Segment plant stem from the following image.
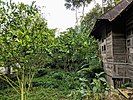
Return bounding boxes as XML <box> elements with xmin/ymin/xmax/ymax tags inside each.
<box><xmin>21</xmin><ymin>82</ymin><xmax>24</xmax><ymax>100</ymax></box>
<box><xmin>21</xmin><ymin>67</ymin><xmax>25</xmax><ymax>100</ymax></box>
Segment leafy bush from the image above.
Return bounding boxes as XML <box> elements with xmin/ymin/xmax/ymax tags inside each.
<box><xmin>0</xmin><ymin>1</ymin><xmax>56</xmax><ymax>99</ymax></box>
<box><xmin>0</xmin><ymin>69</ymin><xmax>81</xmax><ymax>99</ymax></box>
<box><xmin>0</xmin><ymin>0</ymin><xmax>106</xmax><ymax>100</ymax></box>
<box><xmin>32</xmin><ymin>81</ymin><xmax>59</xmax><ymax>88</ymax></box>
<box><xmin>0</xmin><ymin>80</ymin><xmax>10</xmax><ymax>89</ymax></box>
<box><xmin>69</xmin><ymin>71</ymin><xmax>110</xmax><ymax>100</ymax></box>
<box><xmin>48</xmin><ymin>26</ymin><xmax>100</xmax><ymax>72</ymax></box>
<box><xmin>52</xmin><ymin>72</ymin><xmax>65</xmax><ymax>80</ymax></box>
<box><xmin>121</xmin><ymin>82</ymin><xmax>133</xmax><ymax>88</ymax></box>
<box><xmin>35</xmin><ymin>69</ymin><xmax>48</xmax><ymax>78</ymax></box>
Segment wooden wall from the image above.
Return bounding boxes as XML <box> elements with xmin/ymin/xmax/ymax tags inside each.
<box><xmin>106</xmin><ymin>32</ymin><xmax>113</xmax><ymax>62</ymax></box>
<box><xmin>125</xmin><ymin>5</ymin><xmax>133</xmax><ymax>80</ymax></box>
<box><xmin>112</xmin><ymin>18</ymin><xmax>126</xmax><ymax>63</ymax></box>
<box><xmin>126</xmin><ymin>6</ymin><xmax>133</xmax><ymax>64</ymax></box>
<box><xmin>100</xmin><ymin>24</ymin><xmax>113</xmax><ymax>63</ymax></box>
<box><xmin>100</xmin><ymin>14</ymin><xmax>132</xmax><ymax>86</ymax></box>
<box><xmin>99</xmin><ymin>24</ymin><xmax>115</xmax><ymax>86</ymax></box>
<box><xmin>98</xmin><ymin>5</ymin><xmax>133</xmax><ymax>86</ymax></box>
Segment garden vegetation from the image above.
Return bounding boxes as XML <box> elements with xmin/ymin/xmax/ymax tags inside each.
<box><xmin>0</xmin><ymin>0</ymin><xmax>124</xmax><ymax>100</ymax></box>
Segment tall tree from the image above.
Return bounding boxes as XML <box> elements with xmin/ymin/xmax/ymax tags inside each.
<box><xmin>0</xmin><ymin>1</ymin><xmax>55</xmax><ymax>99</ymax></box>
<box><xmin>81</xmin><ymin>4</ymin><xmax>102</xmax><ymax>33</ymax></box>
<box><xmin>102</xmin><ymin>0</ymin><xmax>121</xmax><ymax>12</ymax></box>
<box><xmin>64</xmin><ymin>0</ymin><xmax>93</xmax><ymax>23</ymax></box>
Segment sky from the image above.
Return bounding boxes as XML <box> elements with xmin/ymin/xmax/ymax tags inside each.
<box><xmin>11</xmin><ymin>0</ymin><xmax>101</xmax><ymax>31</ymax></box>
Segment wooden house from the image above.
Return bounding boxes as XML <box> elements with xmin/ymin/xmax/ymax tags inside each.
<box><xmin>91</xmin><ymin>0</ymin><xmax>133</xmax><ymax>87</ymax></box>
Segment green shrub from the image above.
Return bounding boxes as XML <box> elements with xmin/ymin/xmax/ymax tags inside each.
<box><xmin>52</xmin><ymin>72</ymin><xmax>65</xmax><ymax>80</ymax></box>
<box><xmin>35</xmin><ymin>69</ymin><xmax>48</xmax><ymax>78</ymax></box>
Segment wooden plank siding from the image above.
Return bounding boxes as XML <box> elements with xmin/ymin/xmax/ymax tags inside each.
<box><xmin>91</xmin><ymin>0</ymin><xmax>133</xmax><ymax>87</ymax></box>
<box><xmin>125</xmin><ymin>6</ymin><xmax>133</xmax><ymax>80</ymax></box>
<box><xmin>106</xmin><ymin>32</ymin><xmax>113</xmax><ymax>60</ymax></box>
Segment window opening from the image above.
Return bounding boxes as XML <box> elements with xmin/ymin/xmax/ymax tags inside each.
<box><xmin>127</xmin><ymin>39</ymin><xmax>131</xmax><ymax>46</ymax></box>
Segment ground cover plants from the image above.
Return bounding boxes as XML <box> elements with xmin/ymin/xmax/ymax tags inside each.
<box><xmin>0</xmin><ymin>0</ymin><xmax>126</xmax><ymax>100</ymax></box>
<box><xmin>0</xmin><ymin>68</ymin><xmax>80</xmax><ymax>100</ymax></box>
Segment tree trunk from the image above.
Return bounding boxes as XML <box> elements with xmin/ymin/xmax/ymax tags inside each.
<box><xmin>21</xmin><ymin>83</ymin><xmax>24</xmax><ymax>100</ymax></box>
<box><xmin>75</xmin><ymin>9</ymin><xmax>78</xmax><ymax>24</ymax></box>
<box><xmin>82</xmin><ymin>4</ymin><xmax>85</xmax><ymax>18</ymax></box>
<box><xmin>21</xmin><ymin>68</ymin><xmax>25</xmax><ymax>100</ymax></box>
<box><xmin>93</xmin><ymin>0</ymin><xmax>96</xmax><ymax>5</ymax></box>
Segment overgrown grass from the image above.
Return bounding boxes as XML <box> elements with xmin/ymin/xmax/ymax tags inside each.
<box><xmin>0</xmin><ymin>68</ymin><xmax>80</xmax><ymax>100</ymax></box>
<box><xmin>0</xmin><ymin>68</ymin><xmax>128</xmax><ymax>100</ymax></box>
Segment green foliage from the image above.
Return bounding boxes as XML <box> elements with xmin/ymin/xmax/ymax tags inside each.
<box><xmin>0</xmin><ymin>0</ymin><xmax>55</xmax><ymax>69</ymax></box>
<box><xmin>0</xmin><ymin>0</ymin><xmax>55</xmax><ymax>99</ymax></box>
<box><xmin>91</xmin><ymin>72</ymin><xmax>109</xmax><ymax>93</ymax></box>
<box><xmin>64</xmin><ymin>0</ymin><xmax>93</xmax><ymax>22</ymax></box>
<box><xmin>0</xmin><ymin>0</ymin><xmax>101</xmax><ymax>75</ymax></box>
<box><xmin>121</xmin><ymin>82</ymin><xmax>133</xmax><ymax>88</ymax></box>
<box><xmin>48</xmin><ymin>26</ymin><xmax>101</xmax><ymax>71</ymax></box>
<box><xmin>114</xmin><ymin>0</ymin><xmax>121</xmax><ymax>4</ymax></box>
<box><xmin>64</xmin><ymin>0</ymin><xmax>93</xmax><ymax>10</ymax></box>
<box><xmin>71</xmin><ymin>72</ymin><xmax>110</xmax><ymax>100</ymax></box>
<box><xmin>81</xmin><ymin>4</ymin><xmax>102</xmax><ymax>33</ymax></box>
<box><xmin>35</xmin><ymin>69</ymin><xmax>48</xmax><ymax>78</ymax></box>
<box><xmin>0</xmin><ymin>69</ymin><xmax>80</xmax><ymax>100</ymax></box>
<box><xmin>0</xmin><ymin>0</ymin><xmax>109</xmax><ymax>99</ymax></box>
<box><xmin>103</xmin><ymin>0</ymin><xmax>121</xmax><ymax>12</ymax></box>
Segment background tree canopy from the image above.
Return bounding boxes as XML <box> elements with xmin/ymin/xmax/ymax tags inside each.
<box><xmin>0</xmin><ymin>0</ymin><xmax>111</xmax><ymax>100</ymax></box>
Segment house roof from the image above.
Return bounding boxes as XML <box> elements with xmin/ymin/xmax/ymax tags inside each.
<box><xmin>101</xmin><ymin>0</ymin><xmax>133</xmax><ymax>21</ymax></box>
<box><xmin>91</xmin><ymin>0</ymin><xmax>133</xmax><ymax>38</ymax></box>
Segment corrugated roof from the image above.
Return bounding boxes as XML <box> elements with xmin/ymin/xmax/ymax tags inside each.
<box><xmin>101</xmin><ymin>0</ymin><xmax>133</xmax><ymax>21</ymax></box>
<box><xmin>91</xmin><ymin>0</ymin><xmax>133</xmax><ymax>37</ymax></box>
